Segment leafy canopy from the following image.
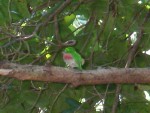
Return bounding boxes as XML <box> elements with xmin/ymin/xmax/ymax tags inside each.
<box><xmin>0</xmin><ymin>0</ymin><xmax>150</xmax><ymax>113</ymax></box>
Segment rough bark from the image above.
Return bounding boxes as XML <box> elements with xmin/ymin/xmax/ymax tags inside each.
<box><xmin>0</xmin><ymin>62</ymin><xmax>150</xmax><ymax>86</ymax></box>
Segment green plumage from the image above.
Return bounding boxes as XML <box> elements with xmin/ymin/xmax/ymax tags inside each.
<box><xmin>65</xmin><ymin>47</ymin><xmax>84</xmax><ymax>70</ymax></box>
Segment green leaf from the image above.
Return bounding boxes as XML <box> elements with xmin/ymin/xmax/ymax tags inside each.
<box><xmin>65</xmin><ymin>98</ymin><xmax>81</xmax><ymax>108</ymax></box>
<box><xmin>0</xmin><ymin>12</ymin><xmax>6</xmax><ymax>25</ymax></box>
<box><xmin>63</xmin><ymin>14</ymin><xmax>76</xmax><ymax>26</ymax></box>
<box><xmin>16</xmin><ymin>0</ymin><xmax>30</xmax><ymax>18</ymax></box>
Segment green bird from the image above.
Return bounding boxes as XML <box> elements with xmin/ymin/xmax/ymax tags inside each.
<box><xmin>62</xmin><ymin>47</ymin><xmax>84</xmax><ymax>70</ymax></box>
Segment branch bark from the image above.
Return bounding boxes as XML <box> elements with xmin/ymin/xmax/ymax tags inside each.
<box><xmin>0</xmin><ymin>62</ymin><xmax>150</xmax><ymax>87</ymax></box>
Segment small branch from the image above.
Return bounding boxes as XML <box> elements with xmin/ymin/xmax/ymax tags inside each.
<box><xmin>54</xmin><ymin>16</ymin><xmax>62</xmax><ymax>45</ymax></box>
<box><xmin>29</xmin><ymin>89</ymin><xmax>43</xmax><ymax>113</ymax></box>
<box><xmin>62</xmin><ymin>40</ymin><xmax>76</xmax><ymax>46</ymax></box>
<box><xmin>1</xmin><ymin>23</ymin><xmax>42</xmax><ymax>48</ymax></box>
<box><xmin>111</xmin><ymin>84</ymin><xmax>121</xmax><ymax>113</ymax></box>
<box><xmin>33</xmin><ymin>1</ymin><xmax>59</xmax><ymax>13</ymax></box>
<box><xmin>50</xmin><ymin>84</ymin><xmax>68</xmax><ymax>112</ymax></box>
<box><xmin>44</xmin><ymin>0</ymin><xmax>72</xmax><ymax>26</ymax></box>
<box><xmin>1</xmin><ymin>0</ymin><xmax>72</xmax><ymax>48</ymax></box>
<box><xmin>126</xmin><ymin>10</ymin><xmax>150</xmax><ymax>67</ymax></box>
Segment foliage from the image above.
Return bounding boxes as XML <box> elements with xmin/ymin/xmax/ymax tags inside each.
<box><xmin>0</xmin><ymin>0</ymin><xmax>150</xmax><ymax>112</ymax></box>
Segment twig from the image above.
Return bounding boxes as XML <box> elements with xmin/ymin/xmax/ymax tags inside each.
<box><xmin>125</xmin><ymin>11</ymin><xmax>150</xmax><ymax>67</ymax></box>
<box><xmin>33</xmin><ymin>0</ymin><xmax>60</xmax><ymax>13</ymax></box>
<box><xmin>54</xmin><ymin>16</ymin><xmax>62</xmax><ymax>45</ymax></box>
<box><xmin>1</xmin><ymin>23</ymin><xmax>42</xmax><ymax>48</ymax></box>
<box><xmin>43</xmin><ymin>0</ymin><xmax>72</xmax><ymax>26</ymax></box>
<box><xmin>8</xmin><ymin>0</ymin><xmax>12</xmax><ymax>24</ymax></box>
<box><xmin>93</xmin><ymin>86</ymin><xmax>103</xmax><ymax>99</ymax></box>
<box><xmin>114</xmin><ymin>0</ymin><xmax>150</xmax><ymax>39</ymax></box>
<box><xmin>50</xmin><ymin>84</ymin><xmax>68</xmax><ymax>112</ymax></box>
<box><xmin>1</xmin><ymin>0</ymin><xmax>72</xmax><ymax>48</ymax></box>
<box><xmin>29</xmin><ymin>89</ymin><xmax>43</xmax><ymax>113</ymax></box>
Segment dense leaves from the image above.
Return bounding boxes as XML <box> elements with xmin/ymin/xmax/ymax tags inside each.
<box><xmin>0</xmin><ymin>0</ymin><xmax>150</xmax><ymax>113</ymax></box>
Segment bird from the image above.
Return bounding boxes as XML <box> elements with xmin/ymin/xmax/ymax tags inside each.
<box><xmin>62</xmin><ymin>47</ymin><xmax>84</xmax><ymax>70</ymax></box>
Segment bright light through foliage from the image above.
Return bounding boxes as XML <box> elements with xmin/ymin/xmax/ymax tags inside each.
<box><xmin>143</xmin><ymin>49</ymin><xmax>150</xmax><ymax>55</ymax></box>
<box><xmin>144</xmin><ymin>91</ymin><xmax>150</xmax><ymax>101</ymax></box>
<box><xmin>73</xmin><ymin>15</ymin><xmax>87</xmax><ymax>28</ymax></box>
<box><xmin>98</xmin><ymin>19</ymin><xmax>103</xmax><ymax>25</ymax></box>
<box><xmin>145</xmin><ymin>5</ymin><xmax>150</xmax><ymax>9</ymax></box>
<box><xmin>79</xmin><ymin>98</ymin><xmax>86</xmax><ymax>103</ymax></box>
<box><xmin>138</xmin><ymin>0</ymin><xmax>142</xmax><ymax>4</ymax></box>
<box><xmin>130</xmin><ymin>32</ymin><xmax>137</xmax><ymax>45</ymax></box>
<box><xmin>46</xmin><ymin>54</ymin><xmax>51</xmax><ymax>59</ymax></box>
<box><xmin>95</xmin><ymin>100</ymin><xmax>104</xmax><ymax>111</ymax></box>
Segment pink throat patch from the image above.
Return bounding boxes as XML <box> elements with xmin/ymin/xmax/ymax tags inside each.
<box><xmin>63</xmin><ymin>53</ymin><xmax>73</xmax><ymax>60</ymax></box>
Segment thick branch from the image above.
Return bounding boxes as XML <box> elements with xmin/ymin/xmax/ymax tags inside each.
<box><xmin>0</xmin><ymin>63</ymin><xmax>150</xmax><ymax>86</ymax></box>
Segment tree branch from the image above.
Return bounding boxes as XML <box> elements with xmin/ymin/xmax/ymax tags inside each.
<box><xmin>111</xmin><ymin>9</ymin><xmax>150</xmax><ymax>113</ymax></box>
<box><xmin>0</xmin><ymin>63</ymin><xmax>150</xmax><ymax>87</ymax></box>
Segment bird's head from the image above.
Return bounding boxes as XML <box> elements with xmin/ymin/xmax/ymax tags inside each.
<box><xmin>64</xmin><ymin>47</ymin><xmax>75</xmax><ymax>53</ymax></box>
<box><xmin>62</xmin><ymin>47</ymin><xmax>75</xmax><ymax>60</ymax></box>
